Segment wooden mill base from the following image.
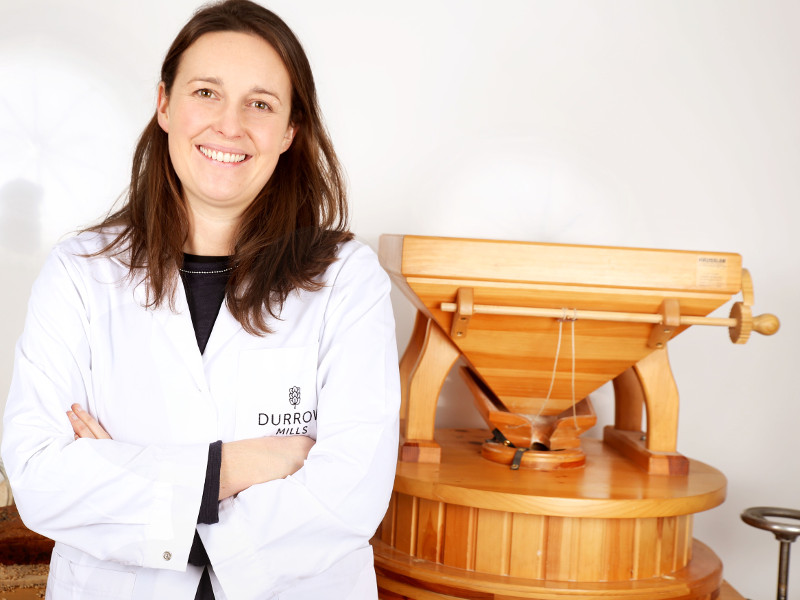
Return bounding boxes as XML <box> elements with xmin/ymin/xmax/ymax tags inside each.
<box><xmin>373</xmin><ymin>429</ymin><xmax>727</xmax><ymax>600</ymax></box>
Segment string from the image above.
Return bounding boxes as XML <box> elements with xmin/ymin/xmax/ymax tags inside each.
<box><xmin>571</xmin><ymin>317</ymin><xmax>578</xmax><ymax>430</ymax></box>
<box><xmin>535</xmin><ymin>308</ymin><xmax>565</xmax><ymax>419</ymax></box>
<box><xmin>536</xmin><ymin>308</ymin><xmax>579</xmax><ymax>433</ymax></box>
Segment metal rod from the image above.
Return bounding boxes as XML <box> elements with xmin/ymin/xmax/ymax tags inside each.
<box><xmin>439</xmin><ymin>303</ymin><xmax>737</xmax><ymax>328</ymax></box>
<box><xmin>778</xmin><ymin>540</ymin><xmax>791</xmax><ymax>600</ymax></box>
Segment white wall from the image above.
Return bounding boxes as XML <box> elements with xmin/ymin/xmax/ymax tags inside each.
<box><xmin>1</xmin><ymin>1</ymin><xmax>798</xmax><ymax>597</ymax></box>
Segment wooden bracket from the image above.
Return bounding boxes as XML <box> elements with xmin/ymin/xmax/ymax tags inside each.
<box><xmin>647</xmin><ymin>298</ymin><xmax>680</xmax><ymax>349</ymax></box>
<box><xmin>450</xmin><ymin>287</ymin><xmax>474</xmax><ymax>339</ymax></box>
<box><xmin>606</xmin><ymin>348</ymin><xmax>689</xmax><ymax>475</ymax></box>
<box><xmin>400</xmin><ymin>317</ymin><xmax>461</xmax><ymax>463</ymax></box>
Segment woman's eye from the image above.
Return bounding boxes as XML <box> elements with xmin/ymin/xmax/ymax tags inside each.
<box><xmin>252</xmin><ymin>100</ymin><xmax>271</xmax><ymax>111</ymax></box>
<box><xmin>196</xmin><ymin>89</ymin><xmax>215</xmax><ymax>99</ymax></box>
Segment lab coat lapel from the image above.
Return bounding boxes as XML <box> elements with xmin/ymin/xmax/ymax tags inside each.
<box><xmin>202</xmin><ymin>302</ymin><xmax>242</xmax><ymax>363</ymax></box>
<box><xmin>149</xmin><ymin>275</ymin><xmax>208</xmax><ymax>391</ymax></box>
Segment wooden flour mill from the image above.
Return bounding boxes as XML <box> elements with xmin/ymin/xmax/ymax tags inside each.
<box><xmin>372</xmin><ymin>235</ymin><xmax>779</xmax><ymax>600</ymax></box>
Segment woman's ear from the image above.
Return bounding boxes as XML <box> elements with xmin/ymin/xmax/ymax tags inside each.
<box><xmin>281</xmin><ymin>124</ymin><xmax>297</xmax><ymax>153</ymax></box>
<box><xmin>156</xmin><ymin>82</ymin><xmax>170</xmax><ymax>133</ymax></box>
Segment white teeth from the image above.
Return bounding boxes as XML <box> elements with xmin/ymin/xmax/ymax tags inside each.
<box><xmin>199</xmin><ymin>146</ymin><xmax>246</xmax><ymax>163</ymax></box>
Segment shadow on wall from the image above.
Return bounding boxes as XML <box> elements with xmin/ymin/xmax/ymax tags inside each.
<box><xmin>0</xmin><ymin>179</ymin><xmax>43</xmax><ymax>255</ymax></box>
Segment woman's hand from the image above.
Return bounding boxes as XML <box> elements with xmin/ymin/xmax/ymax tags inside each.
<box><xmin>67</xmin><ymin>404</ymin><xmax>111</xmax><ymax>440</ymax></box>
<box><xmin>219</xmin><ymin>436</ymin><xmax>315</xmax><ymax>501</ymax></box>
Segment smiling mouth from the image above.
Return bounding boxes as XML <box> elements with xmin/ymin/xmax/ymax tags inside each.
<box><xmin>198</xmin><ymin>145</ymin><xmax>248</xmax><ymax>164</ymax></box>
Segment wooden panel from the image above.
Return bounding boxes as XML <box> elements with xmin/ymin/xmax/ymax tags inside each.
<box><xmin>679</xmin><ymin>516</ymin><xmax>694</xmax><ymax>566</ymax></box>
<box><xmin>661</xmin><ymin>516</ymin><xmax>679</xmax><ymax>573</ymax></box>
<box><xmin>394</xmin><ymin>493</ymin><xmax>418</xmax><ymax>556</ymax></box>
<box><xmin>387</xmin><ymin>235</ymin><xmax>742</xmax><ymax>293</ymax></box>
<box><xmin>603</xmin><ymin>518</ymin><xmax>636</xmax><ymax>581</ymax></box>
<box><xmin>474</xmin><ymin>508</ymin><xmax>511</xmax><ymax>575</ymax></box>
<box><xmin>634</xmin><ymin>518</ymin><xmax>661</xmax><ymax>578</ymax></box>
<box><xmin>416</xmin><ymin>499</ymin><xmax>445</xmax><ymax>562</ymax></box>
<box><xmin>380</xmin><ymin>492</ymin><xmax>397</xmax><ymax>546</ymax></box>
<box><xmin>576</xmin><ymin>518</ymin><xmax>606</xmax><ymax>581</ymax></box>
<box><xmin>442</xmin><ymin>504</ymin><xmax>477</xmax><ymax>570</ymax></box>
<box><xmin>544</xmin><ymin>516</ymin><xmax>572</xmax><ymax>580</ymax></box>
<box><xmin>508</xmin><ymin>513</ymin><xmax>547</xmax><ymax>578</ymax></box>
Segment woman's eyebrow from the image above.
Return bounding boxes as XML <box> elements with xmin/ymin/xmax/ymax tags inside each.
<box><xmin>187</xmin><ymin>76</ymin><xmax>223</xmax><ymax>86</ymax></box>
<box><xmin>251</xmin><ymin>86</ymin><xmax>282</xmax><ymax>103</ymax></box>
<box><xmin>187</xmin><ymin>77</ymin><xmax>282</xmax><ymax>102</ymax></box>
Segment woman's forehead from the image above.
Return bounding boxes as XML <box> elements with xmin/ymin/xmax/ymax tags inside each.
<box><xmin>175</xmin><ymin>31</ymin><xmax>291</xmax><ymax>94</ymax></box>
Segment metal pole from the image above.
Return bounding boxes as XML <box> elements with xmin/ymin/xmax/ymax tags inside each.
<box><xmin>777</xmin><ymin>539</ymin><xmax>791</xmax><ymax>600</ymax></box>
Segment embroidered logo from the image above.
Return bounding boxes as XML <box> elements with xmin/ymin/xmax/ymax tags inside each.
<box><xmin>289</xmin><ymin>386</ymin><xmax>301</xmax><ymax>409</ymax></box>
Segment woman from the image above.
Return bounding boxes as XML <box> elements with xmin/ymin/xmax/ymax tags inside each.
<box><xmin>1</xmin><ymin>1</ymin><xmax>400</xmax><ymax>599</ymax></box>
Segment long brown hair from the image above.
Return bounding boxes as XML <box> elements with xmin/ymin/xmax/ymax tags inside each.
<box><xmin>92</xmin><ymin>0</ymin><xmax>352</xmax><ymax>334</ymax></box>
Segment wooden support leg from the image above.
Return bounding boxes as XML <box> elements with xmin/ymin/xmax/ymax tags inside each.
<box><xmin>401</xmin><ymin>317</ymin><xmax>461</xmax><ymax>463</ymax></box>
<box><xmin>612</xmin><ymin>366</ymin><xmax>645</xmax><ymax>432</ymax></box>
<box><xmin>636</xmin><ymin>348</ymin><xmax>680</xmax><ymax>453</ymax></box>
<box><xmin>399</xmin><ymin>311</ymin><xmax>429</xmax><ymax>427</ymax></box>
<box><xmin>605</xmin><ymin>348</ymin><xmax>688</xmax><ymax>475</ymax></box>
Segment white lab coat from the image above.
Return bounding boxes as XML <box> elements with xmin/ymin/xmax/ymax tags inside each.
<box><xmin>1</xmin><ymin>231</ymin><xmax>400</xmax><ymax>600</ymax></box>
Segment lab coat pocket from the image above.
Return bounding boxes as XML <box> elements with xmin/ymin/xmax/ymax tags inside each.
<box><xmin>235</xmin><ymin>345</ymin><xmax>319</xmax><ymax>440</ymax></box>
<box><xmin>47</xmin><ymin>550</ymin><xmax>136</xmax><ymax>600</ymax></box>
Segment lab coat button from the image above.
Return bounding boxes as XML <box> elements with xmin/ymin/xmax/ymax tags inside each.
<box><xmin>163</xmin><ymin>551</ymin><xmax>172</xmax><ymax>561</ymax></box>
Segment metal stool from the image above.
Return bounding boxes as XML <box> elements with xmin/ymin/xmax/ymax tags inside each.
<box><xmin>741</xmin><ymin>507</ymin><xmax>800</xmax><ymax>600</ymax></box>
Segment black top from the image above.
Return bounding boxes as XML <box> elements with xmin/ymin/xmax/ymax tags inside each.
<box><xmin>179</xmin><ymin>254</ymin><xmax>232</xmax><ymax>585</ymax></box>
<box><xmin>180</xmin><ymin>254</ymin><xmax>232</xmax><ymax>354</ymax></box>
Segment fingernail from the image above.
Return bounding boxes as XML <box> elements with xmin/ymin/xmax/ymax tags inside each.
<box><xmin>72</xmin><ymin>404</ymin><xmax>82</xmax><ymax>413</ymax></box>
<box><xmin>67</xmin><ymin>411</ymin><xmax>77</xmax><ymax>421</ymax></box>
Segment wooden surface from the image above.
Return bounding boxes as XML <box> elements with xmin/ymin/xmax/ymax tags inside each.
<box><xmin>0</xmin><ymin>564</ymin><xmax>46</xmax><ymax>599</ymax></box>
<box><xmin>0</xmin><ymin>571</ymin><xmax>749</xmax><ymax>600</ymax></box>
<box><xmin>379</xmin><ymin>234</ymin><xmax>742</xmax><ymax>421</ymax></box>
<box><xmin>378</xmin><ymin>235</ymin><xmax>743</xmax><ymax>293</ymax></box>
<box><xmin>380</xmin><ymin>429</ymin><xmax>726</xmax><ymax>587</ymax></box>
<box><xmin>374</xmin><ymin>537</ymin><xmax>723</xmax><ymax>599</ymax></box>
<box><xmin>391</xmin><ymin>429</ymin><xmax>726</xmax><ymax>518</ymax></box>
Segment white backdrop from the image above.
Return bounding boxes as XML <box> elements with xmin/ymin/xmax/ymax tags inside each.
<box><xmin>1</xmin><ymin>1</ymin><xmax>798</xmax><ymax>597</ymax></box>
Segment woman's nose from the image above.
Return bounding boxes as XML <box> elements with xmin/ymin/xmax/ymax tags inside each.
<box><xmin>214</xmin><ymin>102</ymin><xmax>244</xmax><ymax>138</ymax></box>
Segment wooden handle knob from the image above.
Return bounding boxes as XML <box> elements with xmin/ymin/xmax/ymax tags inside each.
<box><xmin>753</xmin><ymin>313</ymin><xmax>780</xmax><ymax>336</ymax></box>
<box><xmin>729</xmin><ymin>302</ymin><xmax>752</xmax><ymax>344</ymax></box>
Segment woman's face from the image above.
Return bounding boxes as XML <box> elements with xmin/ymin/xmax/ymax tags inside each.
<box><xmin>157</xmin><ymin>31</ymin><xmax>295</xmax><ymax>220</ymax></box>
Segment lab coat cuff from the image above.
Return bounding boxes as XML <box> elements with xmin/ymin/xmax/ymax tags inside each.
<box><xmin>141</xmin><ymin>443</ymin><xmax>209</xmax><ymax>571</ymax></box>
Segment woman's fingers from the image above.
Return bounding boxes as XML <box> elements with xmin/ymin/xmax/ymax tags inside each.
<box><xmin>67</xmin><ymin>410</ymin><xmax>94</xmax><ymax>439</ymax></box>
<box><xmin>67</xmin><ymin>404</ymin><xmax>112</xmax><ymax>440</ymax></box>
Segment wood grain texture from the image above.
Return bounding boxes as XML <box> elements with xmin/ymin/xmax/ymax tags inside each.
<box><xmin>382</xmin><ymin>235</ymin><xmax>742</xmax><ymax>293</ymax></box>
<box><xmin>391</xmin><ymin>430</ymin><xmax>726</xmax><ymax>519</ymax></box>
<box><xmin>400</xmin><ymin>317</ymin><xmax>461</xmax><ymax>462</ymax></box>
<box><xmin>383</xmin><ymin>491</ymin><xmax>697</xmax><ymax>582</ymax></box>
<box><xmin>379</xmin><ymin>430</ymin><xmax>726</xmax><ymax>586</ymax></box>
<box><xmin>374</xmin><ymin>537</ymin><xmax>724</xmax><ymax>599</ymax></box>
<box><xmin>380</xmin><ymin>234</ymin><xmax>742</xmax><ymax>422</ymax></box>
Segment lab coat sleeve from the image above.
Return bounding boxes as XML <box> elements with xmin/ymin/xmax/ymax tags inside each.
<box><xmin>201</xmin><ymin>244</ymin><xmax>400</xmax><ymax>597</ymax></box>
<box><xmin>1</xmin><ymin>245</ymin><xmax>209</xmax><ymax>570</ymax></box>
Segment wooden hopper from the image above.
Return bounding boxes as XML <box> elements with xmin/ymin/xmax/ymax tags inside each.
<box><xmin>373</xmin><ymin>234</ymin><xmax>778</xmax><ymax>600</ymax></box>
